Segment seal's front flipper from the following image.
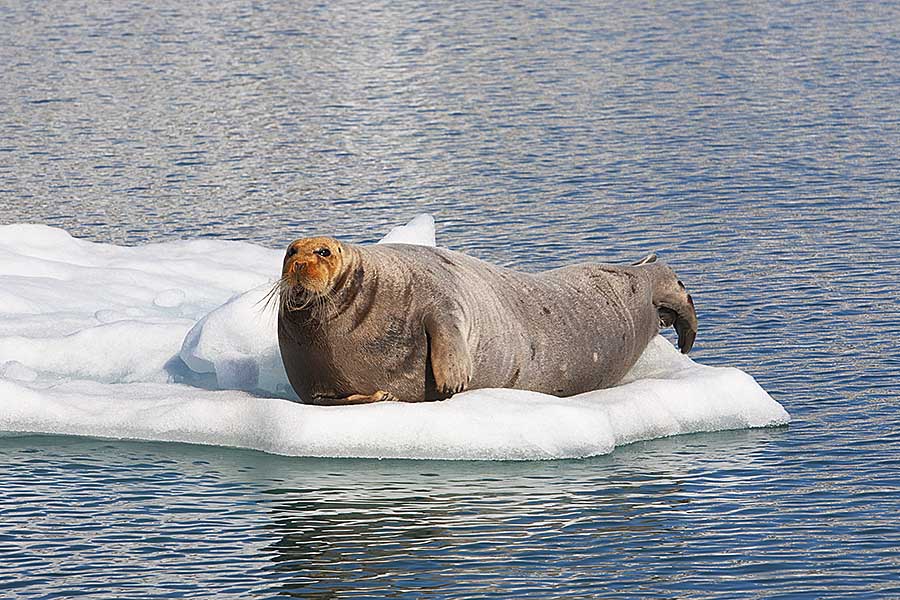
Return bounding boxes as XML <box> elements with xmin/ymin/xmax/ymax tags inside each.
<box><xmin>424</xmin><ymin>311</ymin><xmax>473</xmax><ymax>399</ymax></box>
<box><xmin>308</xmin><ymin>390</ymin><xmax>398</xmax><ymax>405</ymax></box>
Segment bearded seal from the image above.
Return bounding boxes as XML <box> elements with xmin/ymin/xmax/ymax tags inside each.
<box><xmin>273</xmin><ymin>238</ymin><xmax>697</xmax><ymax>405</ymax></box>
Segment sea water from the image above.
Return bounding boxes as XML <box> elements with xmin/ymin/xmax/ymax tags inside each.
<box><xmin>2</xmin><ymin>0</ymin><xmax>899</xmax><ymax>598</ymax></box>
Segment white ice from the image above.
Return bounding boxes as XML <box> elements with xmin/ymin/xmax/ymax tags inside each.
<box><xmin>0</xmin><ymin>216</ymin><xmax>789</xmax><ymax>460</ymax></box>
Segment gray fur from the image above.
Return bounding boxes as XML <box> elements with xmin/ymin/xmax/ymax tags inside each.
<box><xmin>278</xmin><ymin>243</ymin><xmax>697</xmax><ymax>404</ymax></box>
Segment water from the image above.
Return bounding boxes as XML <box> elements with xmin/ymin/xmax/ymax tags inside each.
<box><xmin>1</xmin><ymin>0</ymin><xmax>899</xmax><ymax>597</ymax></box>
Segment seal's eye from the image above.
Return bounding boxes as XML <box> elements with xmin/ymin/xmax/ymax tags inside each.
<box><xmin>286</xmin><ymin>246</ymin><xmax>298</xmax><ymax>258</ymax></box>
<box><xmin>314</xmin><ymin>248</ymin><xmax>331</xmax><ymax>258</ymax></box>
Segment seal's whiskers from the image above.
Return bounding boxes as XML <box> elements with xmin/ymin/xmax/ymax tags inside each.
<box><xmin>259</xmin><ymin>278</ymin><xmax>286</xmax><ymax>314</ymax></box>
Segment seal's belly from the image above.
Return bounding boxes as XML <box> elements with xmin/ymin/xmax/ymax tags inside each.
<box><xmin>321</xmin><ymin>316</ymin><xmax>430</xmax><ymax>400</ymax></box>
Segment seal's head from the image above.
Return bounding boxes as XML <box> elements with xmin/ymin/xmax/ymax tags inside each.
<box><xmin>282</xmin><ymin>237</ymin><xmax>345</xmax><ymax>293</ymax></box>
<box><xmin>272</xmin><ymin>236</ymin><xmax>347</xmax><ymax>313</ymax></box>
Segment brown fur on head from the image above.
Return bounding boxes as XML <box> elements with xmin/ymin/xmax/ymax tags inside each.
<box><xmin>266</xmin><ymin>237</ymin><xmax>348</xmax><ymax>314</ymax></box>
<box><xmin>281</xmin><ymin>237</ymin><xmax>345</xmax><ymax>295</ymax></box>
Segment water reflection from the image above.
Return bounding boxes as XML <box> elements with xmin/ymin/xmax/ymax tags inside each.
<box><xmin>3</xmin><ymin>411</ymin><xmax>895</xmax><ymax>599</ymax></box>
<box><xmin>255</xmin><ymin>429</ymin><xmax>785</xmax><ymax>597</ymax></box>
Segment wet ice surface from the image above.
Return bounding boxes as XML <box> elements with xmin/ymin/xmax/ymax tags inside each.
<box><xmin>0</xmin><ymin>217</ymin><xmax>787</xmax><ymax>460</ymax></box>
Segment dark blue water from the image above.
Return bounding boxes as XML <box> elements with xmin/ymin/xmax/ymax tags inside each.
<box><xmin>1</xmin><ymin>0</ymin><xmax>899</xmax><ymax>597</ymax></box>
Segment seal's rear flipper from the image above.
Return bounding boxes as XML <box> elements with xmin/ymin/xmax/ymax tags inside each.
<box><xmin>632</xmin><ymin>253</ymin><xmax>658</xmax><ymax>266</ymax></box>
<box><xmin>672</xmin><ymin>290</ymin><xmax>697</xmax><ymax>353</ymax></box>
<box><xmin>648</xmin><ymin>266</ymin><xmax>698</xmax><ymax>354</ymax></box>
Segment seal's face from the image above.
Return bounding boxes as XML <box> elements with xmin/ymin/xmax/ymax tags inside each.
<box><xmin>282</xmin><ymin>237</ymin><xmax>345</xmax><ymax>295</ymax></box>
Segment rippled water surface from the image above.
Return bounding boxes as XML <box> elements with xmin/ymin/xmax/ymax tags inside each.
<box><xmin>2</xmin><ymin>0</ymin><xmax>899</xmax><ymax>598</ymax></box>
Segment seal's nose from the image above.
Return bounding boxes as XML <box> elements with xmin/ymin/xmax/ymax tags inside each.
<box><xmin>290</xmin><ymin>260</ymin><xmax>306</xmax><ymax>275</ymax></box>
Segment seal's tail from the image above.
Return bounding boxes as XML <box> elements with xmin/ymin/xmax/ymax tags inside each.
<box><xmin>647</xmin><ymin>263</ymin><xmax>697</xmax><ymax>353</ymax></box>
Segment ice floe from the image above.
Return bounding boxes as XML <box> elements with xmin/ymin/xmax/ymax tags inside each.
<box><xmin>0</xmin><ymin>216</ymin><xmax>789</xmax><ymax>460</ymax></box>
